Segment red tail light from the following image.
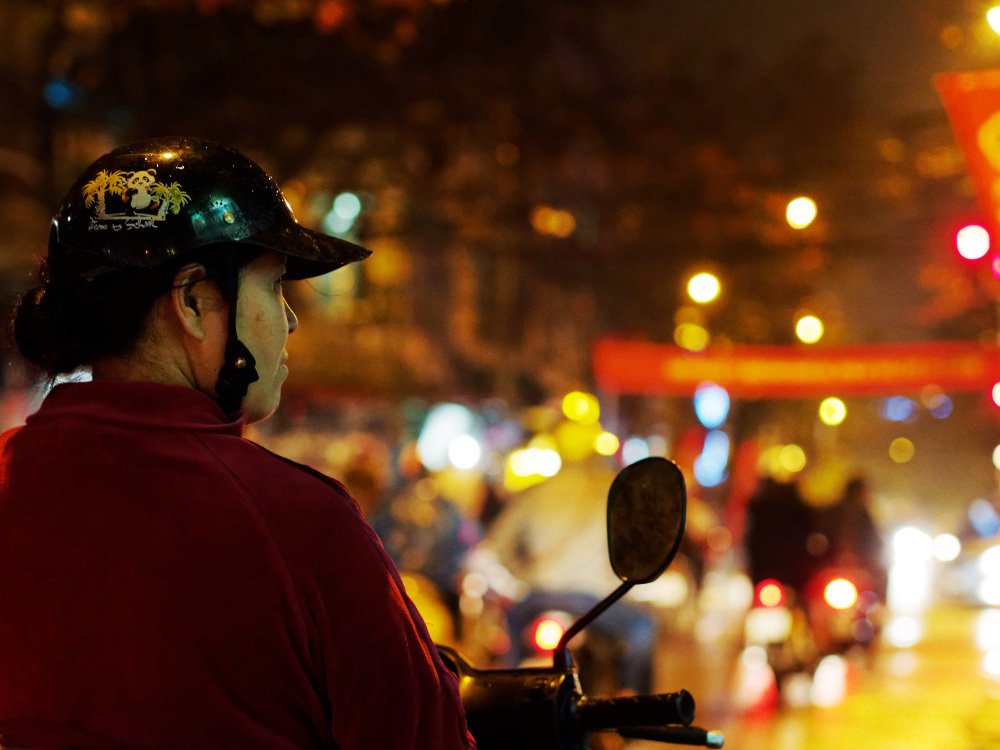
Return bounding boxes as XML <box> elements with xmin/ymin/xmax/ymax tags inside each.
<box><xmin>754</xmin><ymin>579</ymin><xmax>785</xmax><ymax>608</ymax></box>
<box><xmin>532</xmin><ymin>617</ymin><xmax>565</xmax><ymax>652</ymax></box>
<box><xmin>823</xmin><ymin>578</ymin><xmax>859</xmax><ymax>609</ymax></box>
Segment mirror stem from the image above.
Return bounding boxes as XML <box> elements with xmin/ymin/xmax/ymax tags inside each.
<box><xmin>552</xmin><ymin>581</ymin><xmax>634</xmax><ymax>671</ymax></box>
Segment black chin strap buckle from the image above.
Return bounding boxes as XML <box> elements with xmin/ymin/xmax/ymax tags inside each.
<box><xmin>215</xmin><ymin>338</ymin><xmax>259</xmax><ymax>415</ymax></box>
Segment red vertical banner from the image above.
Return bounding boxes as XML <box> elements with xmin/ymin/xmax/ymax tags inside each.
<box><xmin>936</xmin><ymin>69</ymin><xmax>1000</xmax><ymax>235</ymax></box>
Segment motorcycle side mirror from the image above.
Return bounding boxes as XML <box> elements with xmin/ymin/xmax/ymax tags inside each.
<box><xmin>607</xmin><ymin>456</ymin><xmax>687</xmax><ymax>584</ymax></box>
<box><xmin>553</xmin><ymin>457</ymin><xmax>687</xmax><ymax>668</ymax></box>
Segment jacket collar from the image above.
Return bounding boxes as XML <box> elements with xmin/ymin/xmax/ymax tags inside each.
<box><xmin>27</xmin><ymin>380</ymin><xmax>246</xmax><ymax>436</ymax></box>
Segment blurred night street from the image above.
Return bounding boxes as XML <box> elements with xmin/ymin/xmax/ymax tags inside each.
<box><xmin>4</xmin><ymin>1</ymin><xmax>1000</xmax><ymax>748</ymax></box>
<box><xmin>652</xmin><ymin>603</ymin><xmax>1000</xmax><ymax>750</ymax></box>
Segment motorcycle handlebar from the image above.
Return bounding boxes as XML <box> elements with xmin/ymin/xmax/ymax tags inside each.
<box><xmin>574</xmin><ymin>690</ymin><xmax>696</xmax><ymax>732</ymax></box>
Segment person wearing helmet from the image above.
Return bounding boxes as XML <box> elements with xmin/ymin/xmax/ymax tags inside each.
<box><xmin>0</xmin><ymin>137</ymin><xmax>475</xmax><ymax>750</ymax></box>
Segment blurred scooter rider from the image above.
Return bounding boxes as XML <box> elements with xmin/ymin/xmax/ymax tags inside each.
<box><xmin>742</xmin><ymin>475</ymin><xmax>818</xmax><ymax>594</ymax></box>
<box><xmin>486</xmin><ymin>450</ymin><xmax>657</xmax><ymax>694</ymax></box>
<box><xmin>0</xmin><ymin>138</ymin><xmax>474</xmax><ymax>750</ymax></box>
<box><xmin>822</xmin><ymin>476</ymin><xmax>887</xmax><ymax>599</ymax></box>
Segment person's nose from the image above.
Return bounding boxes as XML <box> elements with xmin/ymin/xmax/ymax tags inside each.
<box><xmin>285</xmin><ymin>299</ymin><xmax>298</xmax><ymax>333</ymax></box>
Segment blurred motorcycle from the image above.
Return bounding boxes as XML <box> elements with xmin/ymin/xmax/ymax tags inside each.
<box><xmin>437</xmin><ymin>457</ymin><xmax>724</xmax><ymax>750</ymax></box>
<box><xmin>803</xmin><ymin>563</ymin><xmax>882</xmax><ymax>662</ymax></box>
<box><xmin>742</xmin><ymin>563</ymin><xmax>882</xmax><ymax>699</ymax></box>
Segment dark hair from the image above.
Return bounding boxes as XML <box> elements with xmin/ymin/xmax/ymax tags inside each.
<box><xmin>10</xmin><ymin>245</ymin><xmax>263</xmax><ymax>376</ymax></box>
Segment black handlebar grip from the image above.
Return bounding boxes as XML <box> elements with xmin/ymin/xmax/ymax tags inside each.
<box><xmin>575</xmin><ymin>690</ymin><xmax>696</xmax><ymax>731</ymax></box>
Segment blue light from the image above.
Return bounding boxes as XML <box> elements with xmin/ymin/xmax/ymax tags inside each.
<box><xmin>969</xmin><ymin>499</ymin><xmax>1000</xmax><ymax>539</ymax></box>
<box><xmin>333</xmin><ymin>192</ymin><xmax>362</xmax><ymax>221</ymax></box>
<box><xmin>693</xmin><ymin>382</ymin><xmax>730</xmax><ymax>429</ymax></box>
<box><xmin>693</xmin><ymin>429</ymin><xmax>729</xmax><ymax>487</ymax></box>
<box><xmin>43</xmin><ymin>78</ymin><xmax>81</xmax><ymax>109</ymax></box>
<box><xmin>928</xmin><ymin>394</ymin><xmax>953</xmax><ymax>419</ymax></box>
<box><xmin>882</xmin><ymin>396</ymin><xmax>916</xmax><ymax>423</ymax></box>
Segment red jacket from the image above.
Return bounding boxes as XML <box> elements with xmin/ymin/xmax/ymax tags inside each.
<box><xmin>0</xmin><ymin>381</ymin><xmax>474</xmax><ymax>750</ymax></box>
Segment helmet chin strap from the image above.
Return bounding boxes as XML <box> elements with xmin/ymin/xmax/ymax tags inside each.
<box><xmin>214</xmin><ymin>245</ymin><xmax>259</xmax><ymax>415</ymax></box>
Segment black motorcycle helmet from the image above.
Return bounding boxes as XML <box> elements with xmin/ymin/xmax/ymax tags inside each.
<box><xmin>48</xmin><ymin>136</ymin><xmax>370</xmax><ymax>413</ymax></box>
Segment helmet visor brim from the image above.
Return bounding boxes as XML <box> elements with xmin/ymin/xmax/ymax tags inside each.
<box><xmin>245</xmin><ymin>223</ymin><xmax>371</xmax><ymax>280</ymax></box>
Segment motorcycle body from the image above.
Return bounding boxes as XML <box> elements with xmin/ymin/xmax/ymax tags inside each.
<box><xmin>802</xmin><ymin>563</ymin><xmax>882</xmax><ymax>660</ymax></box>
<box><xmin>437</xmin><ymin>457</ymin><xmax>724</xmax><ymax>750</ymax></box>
<box><xmin>742</xmin><ymin>563</ymin><xmax>882</xmax><ymax>695</ymax></box>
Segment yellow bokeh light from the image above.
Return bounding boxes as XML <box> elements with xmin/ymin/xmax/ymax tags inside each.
<box><xmin>675</xmin><ymin>323</ymin><xmax>710</xmax><ymax>352</ymax></box>
<box><xmin>786</xmin><ymin>197</ymin><xmax>817</xmax><ymax>229</ymax></box>
<box><xmin>988</xmin><ymin>6</ymin><xmax>1000</xmax><ymax>35</ymax></box>
<box><xmin>595</xmin><ymin>431</ymin><xmax>620</xmax><ymax>456</ymax></box>
<box><xmin>796</xmin><ymin>314</ymin><xmax>824</xmax><ymax>344</ymax></box>
<box><xmin>779</xmin><ymin>444</ymin><xmax>807</xmax><ymax>474</ymax></box>
<box><xmin>554</xmin><ymin>420</ymin><xmax>600</xmax><ymax>462</ymax></box>
<box><xmin>993</xmin><ymin>444</ymin><xmax>1000</xmax><ymax>470</ymax></box>
<box><xmin>561</xmin><ymin>390</ymin><xmax>600</xmax><ymax>424</ymax></box>
<box><xmin>889</xmin><ymin>437</ymin><xmax>915</xmax><ymax>463</ymax></box>
<box><xmin>819</xmin><ymin>397</ymin><xmax>847</xmax><ymax>425</ymax></box>
<box><xmin>687</xmin><ymin>272</ymin><xmax>721</xmax><ymax>303</ymax></box>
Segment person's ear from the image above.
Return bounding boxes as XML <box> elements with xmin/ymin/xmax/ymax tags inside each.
<box><xmin>169</xmin><ymin>263</ymin><xmax>223</xmax><ymax>341</ymax></box>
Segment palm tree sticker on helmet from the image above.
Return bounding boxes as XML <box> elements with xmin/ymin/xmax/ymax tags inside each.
<box><xmin>82</xmin><ymin>168</ymin><xmax>191</xmax><ymax>230</ymax></box>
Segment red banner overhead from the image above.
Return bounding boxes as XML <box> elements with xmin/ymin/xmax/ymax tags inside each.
<box><xmin>592</xmin><ymin>338</ymin><xmax>1000</xmax><ymax>397</ymax></box>
<box><xmin>935</xmin><ymin>69</ymin><xmax>1000</xmax><ymax>235</ymax></box>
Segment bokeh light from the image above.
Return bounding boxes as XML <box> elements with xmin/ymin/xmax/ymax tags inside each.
<box><xmin>508</xmin><ymin>447</ymin><xmax>561</xmax><ymax>478</ymax></box>
<box><xmin>955</xmin><ymin>223</ymin><xmax>990</xmax><ymax>260</ymax></box>
<box><xmin>786</xmin><ymin>197</ymin><xmax>817</xmax><ymax>229</ymax></box>
<box><xmin>885</xmin><ymin>616</ymin><xmax>923</xmax><ymax>648</ymax></box>
<box><xmin>778</xmin><ymin>444</ymin><xmax>807</xmax><ymax>473</ymax></box>
<box><xmin>561</xmin><ymin>390</ymin><xmax>600</xmax><ymax>424</ymax></box>
<box><xmin>927</xmin><ymin>393</ymin><xmax>953</xmax><ymax>419</ymax></box>
<box><xmin>693</xmin><ymin>382</ymin><xmax>730</xmax><ymax>428</ymax></box>
<box><xmin>531</xmin><ymin>206</ymin><xmax>576</xmax><ymax>238</ymax></box>
<box><xmin>687</xmin><ymin>272</ymin><xmax>721</xmax><ymax>303</ymax></box>
<box><xmin>623</xmin><ymin>436</ymin><xmax>651</xmax><ymax>465</ymax></box>
<box><xmin>532</xmin><ymin>618</ymin><xmax>564</xmax><ymax>651</ymax></box>
<box><xmin>932</xmin><ymin>533</ymin><xmax>961</xmax><ymax>562</ymax></box>
<box><xmin>795</xmin><ymin>314</ymin><xmax>824</xmax><ymax>343</ymax></box>
<box><xmin>893</xmin><ymin>527</ymin><xmax>934</xmax><ymax>562</ymax></box>
<box><xmin>447</xmin><ymin>435</ymin><xmax>482</xmax><ymax>470</ymax></box>
<box><xmin>889</xmin><ymin>437</ymin><xmax>915</xmax><ymax>463</ymax></box>
<box><xmin>882</xmin><ymin>396</ymin><xmax>917</xmax><ymax>422</ymax></box>
<box><xmin>694</xmin><ymin>430</ymin><xmax>730</xmax><ymax>487</ymax></box>
<box><xmin>824</xmin><ymin>578</ymin><xmax>858</xmax><ymax>610</ymax></box>
<box><xmin>594</xmin><ymin>431</ymin><xmax>620</xmax><ymax>456</ymax></box>
<box><xmin>417</xmin><ymin>403</ymin><xmax>475</xmax><ymax>471</ymax></box>
<box><xmin>675</xmin><ymin>323</ymin><xmax>710</xmax><ymax>352</ymax></box>
<box><xmin>988</xmin><ymin>6</ymin><xmax>1000</xmax><ymax>36</ymax></box>
<box><xmin>756</xmin><ymin>580</ymin><xmax>784</xmax><ymax>607</ymax></box>
<box><xmin>323</xmin><ymin>191</ymin><xmax>362</xmax><ymax>235</ymax></box>
<box><xmin>819</xmin><ymin>397</ymin><xmax>847</xmax><ymax>425</ymax></box>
